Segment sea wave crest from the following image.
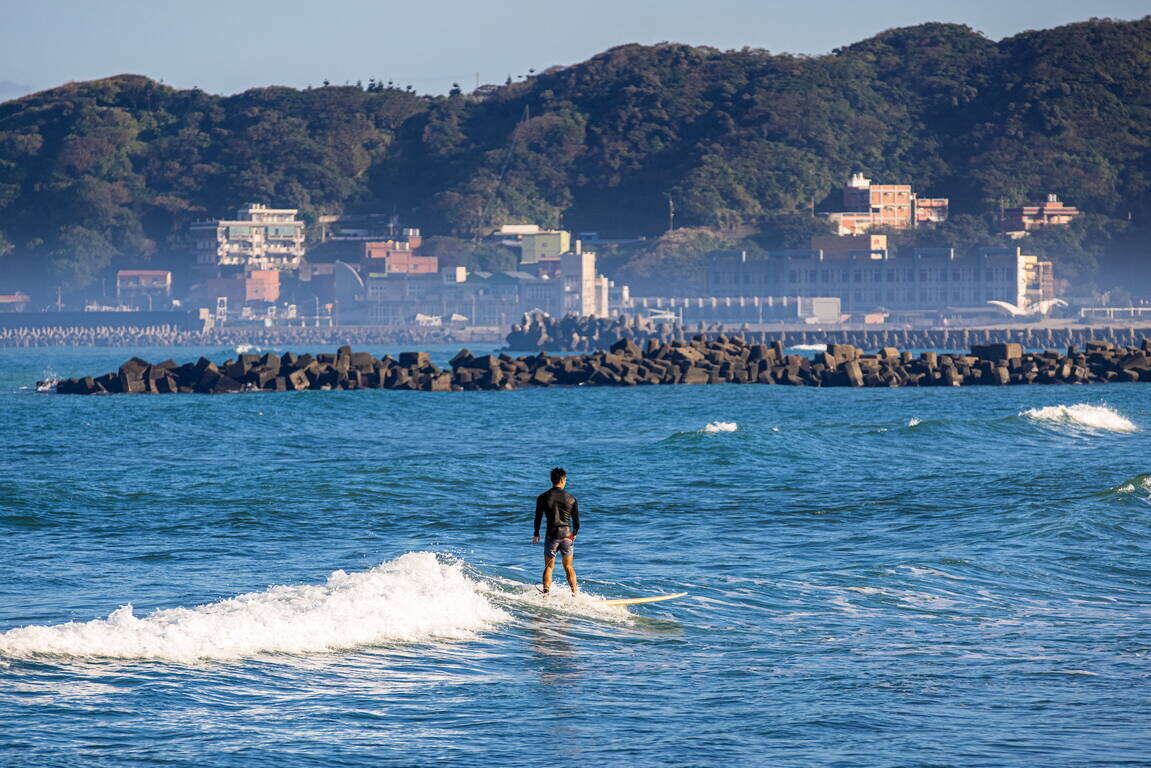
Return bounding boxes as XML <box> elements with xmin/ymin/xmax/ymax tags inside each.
<box><xmin>1111</xmin><ymin>473</ymin><xmax>1151</xmax><ymax>501</ymax></box>
<box><xmin>0</xmin><ymin>552</ymin><xmax>507</xmax><ymax>662</ymax></box>
<box><xmin>701</xmin><ymin>421</ymin><xmax>738</xmax><ymax>433</ymax></box>
<box><xmin>1020</xmin><ymin>404</ymin><xmax>1137</xmax><ymax>433</ymax></box>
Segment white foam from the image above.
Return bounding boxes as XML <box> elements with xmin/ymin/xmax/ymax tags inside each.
<box><xmin>907</xmin><ymin>417</ymin><xmax>922</xmax><ymax>427</ymax></box>
<box><xmin>700</xmin><ymin>421</ymin><xmax>738</xmax><ymax>433</ymax></box>
<box><xmin>788</xmin><ymin>344</ymin><xmax>826</xmax><ymax>351</ymax></box>
<box><xmin>0</xmin><ymin>552</ymin><xmax>507</xmax><ymax>662</ymax></box>
<box><xmin>233</xmin><ymin>344</ymin><xmax>261</xmax><ymax>354</ymax></box>
<box><xmin>1021</xmin><ymin>404</ymin><xmax>1137</xmax><ymax>433</ymax></box>
<box><xmin>1117</xmin><ymin>476</ymin><xmax>1151</xmax><ymax>494</ymax></box>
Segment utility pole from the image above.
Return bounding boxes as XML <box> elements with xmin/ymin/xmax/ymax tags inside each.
<box><xmin>667</xmin><ymin>198</ymin><xmax>676</xmax><ymax>233</ymax></box>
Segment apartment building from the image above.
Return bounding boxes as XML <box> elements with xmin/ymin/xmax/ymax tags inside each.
<box><xmin>190</xmin><ymin>203</ymin><xmax>306</xmax><ymax>272</ymax></box>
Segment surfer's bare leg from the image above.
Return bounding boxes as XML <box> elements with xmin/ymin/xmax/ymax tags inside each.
<box><xmin>542</xmin><ymin>556</ymin><xmax>555</xmax><ymax>593</ymax></box>
<box><xmin>562</xmin><ymin>555</ymin><xmax>578</xmax><ymax>595</ymax></box>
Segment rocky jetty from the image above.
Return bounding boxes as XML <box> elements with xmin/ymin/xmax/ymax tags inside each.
<box><xmin>44</xmin><ymin>337</ymin><xmax>1151</xmax><ymax>395</ymax></box>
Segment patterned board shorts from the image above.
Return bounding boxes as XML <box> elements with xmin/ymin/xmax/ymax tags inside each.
<box><xmin>544</xmin><ymin>535</ymin><xmax>574</xmax><ymax>560</ymax></box>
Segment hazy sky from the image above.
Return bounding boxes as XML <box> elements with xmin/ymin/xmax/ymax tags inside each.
<box><xmin>1</xmin><ymin>0</ymin><xmax>1147</xmax><ymax>100</ymax></box>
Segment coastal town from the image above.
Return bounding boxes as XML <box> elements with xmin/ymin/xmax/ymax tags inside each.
<box><xmin>5</xmin><ymin>9</ymin><xmax>1151</xmax><ymax>768</ymax></box>
<box><xmin>1</xmin><ymin>173</ymin><xmax>1132</xmax><ymax>347</ymax></box>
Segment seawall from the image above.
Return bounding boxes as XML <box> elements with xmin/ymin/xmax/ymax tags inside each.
<box><xmin>44</xmin><ymin>336</ymin><xmax>1151</xmax><ymax>394</ymax></box>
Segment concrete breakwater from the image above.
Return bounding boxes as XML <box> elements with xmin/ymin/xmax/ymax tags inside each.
<box><xmin>505</xmin><ymin>314</ymin><xmax>1151</xmax><ymax>353</ymax></box>
<box><xmin>46</xmin><ymin>336</ymin><xmax>1151</xmax><ymax>395</ymax></box>
<box><xmin>0</xmin><ymin>325</ymin><xmax>499</xmax><ymax>349</ymax></box>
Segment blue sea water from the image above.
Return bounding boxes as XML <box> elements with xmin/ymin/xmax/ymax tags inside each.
<box><xmin>2</xmin><ymin>344</ymin><xmax>1150</xmax><ymax>767</ymax></box>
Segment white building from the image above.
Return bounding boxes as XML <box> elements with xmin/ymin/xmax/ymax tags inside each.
<box><xmin>561</xmin><ymin>247</ymin><xmax>606</xmax><ymax>317</ymax></box>
<box><xmin>191</xmin><ymin>203</ymin><xmax>306</xmax><ymax>272</ymax></box>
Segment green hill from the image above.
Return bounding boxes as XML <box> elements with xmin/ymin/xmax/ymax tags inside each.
<box><xmin>1</xmin><ymin>17</ymin><xmax>1149</xmax><ymax>297</ymax></box>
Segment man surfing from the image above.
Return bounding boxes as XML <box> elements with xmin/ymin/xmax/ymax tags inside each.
<box><xmin>532</xmin><ymin>467</ymin><xmax>580</xmax><ymax>596</ymax></box>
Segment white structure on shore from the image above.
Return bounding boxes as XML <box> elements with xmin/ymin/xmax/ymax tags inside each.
<box><xmin>191</xmin><ymin>204</ymin><xmax>306</xmax><ymax>272</ymax></box>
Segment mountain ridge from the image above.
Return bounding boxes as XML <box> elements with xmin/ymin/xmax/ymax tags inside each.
<box><xmin>0</xmin><ymin>17</ymin><xmax>1148</xmax><ymax>295</ymax></box>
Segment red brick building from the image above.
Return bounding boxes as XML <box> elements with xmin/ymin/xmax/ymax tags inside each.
<box><xmin>362</xmin><ymin>229</ymin><xmax>437</xmax><ymax>274</ymax></box>
<box><xmin>827</xmin><ymin>174</ymin><xmax>949</xmax><ymax>235</ymax></box>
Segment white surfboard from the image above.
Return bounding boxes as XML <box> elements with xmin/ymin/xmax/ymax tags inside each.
<box><xmin>599</xmin><ymin>592</ymin><xmax>688</xmax><ymax>606</ymax></box>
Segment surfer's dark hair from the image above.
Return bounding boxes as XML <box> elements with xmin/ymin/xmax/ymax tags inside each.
<box><xmin>551</xmin><ymin>467</ymin><xmax>566</xmax><ymax>484</ymax></box>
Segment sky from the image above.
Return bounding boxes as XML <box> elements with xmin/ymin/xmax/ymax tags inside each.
<box><xmin>1</xmin><ymin>0</ymin><xmax>1148</xmax><ymax>100</ymax></box>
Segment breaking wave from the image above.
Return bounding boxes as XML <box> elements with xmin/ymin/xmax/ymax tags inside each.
<box><xmin>701</xmin><ymin>421</ymin><xmax>738</xmax><ymax>433</ymax></box>
<box><xmin>907</xmin><ymin>417</ymin><xmax>922</xmax><ymax>427</ymax></box>
<box><xmin>1020</xmin><ymin>404</ymin><xmax>1137</xmax><ymax>433</ymax></box>
<box><xmin>788</xmin><ymin>344</ymin><xmax>826</xmax><ymax>352</ymax></box>
<box><xmin>0</xmin><ymin>553</ymin><xmax>507</xmax><ymax>662</ymax></box>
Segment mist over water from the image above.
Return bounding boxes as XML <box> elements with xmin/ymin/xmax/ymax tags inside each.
<box><xmin>2</xmin><ymin>346</ymin><xmax>1150</xmax><ymax>766</ymax></box>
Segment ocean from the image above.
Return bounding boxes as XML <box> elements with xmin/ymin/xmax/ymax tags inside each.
<box><xmin>2</xmin><ymin>344</ymin><xmax>1149</xmax><ymax>767</ymax></box>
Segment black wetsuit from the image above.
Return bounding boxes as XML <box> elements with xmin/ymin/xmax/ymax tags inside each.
<box><xmin>534</xmin><ymin>487</ymin><xmax>580</xmax><ymax>540</ymax></box>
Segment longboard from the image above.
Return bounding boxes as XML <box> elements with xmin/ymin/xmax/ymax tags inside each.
<box><xmin>599</xmin><ymin>592</ymin><xmax>688</xmax><ymax>606</ymax></box>
<box><xmin>534</xmin><ymin>587</ymin><xmax>688</xmax><ymax>606</ymax></box>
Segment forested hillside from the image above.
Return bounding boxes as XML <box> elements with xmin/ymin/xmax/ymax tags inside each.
<box><xmin>1</xmin><ymin>17</ymin><xmax>1149</xmax><ymax>296</ymax></box>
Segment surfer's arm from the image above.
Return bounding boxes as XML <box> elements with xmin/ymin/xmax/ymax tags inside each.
<box><xmin>571</xmin><ymin>499</ymin><xmax>579</xmax><ymax>537</ymax></box>
<box><xmin>533</xmin><ymin>495</ymin><xmax>544</xmax><ymax>540</ymax></box>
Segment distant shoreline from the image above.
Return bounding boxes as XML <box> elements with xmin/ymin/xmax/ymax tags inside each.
<box><xmin>4</xmin><ymin>323</ymin><xmax>1151</xmax><ymax>352</ymax></box>
<box><xmin>0</xmin><ymin>325</ymin><xmax>504</xmax><ymax>349</ymax></box>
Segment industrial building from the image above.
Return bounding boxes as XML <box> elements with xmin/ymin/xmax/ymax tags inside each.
<box><xmin>357</xmin><ymin>232</ymin><xmax>622</xmax><ymax>326</ymax></box>
<box><xmin>630</xmin><ymin>295</ymin><xmax>842</xmax><ymax>325</ymax></box>
<box><xmin>707</xmin><ymin>245</ymin><xmax>1053</xmax><ymax>313</ymax></box>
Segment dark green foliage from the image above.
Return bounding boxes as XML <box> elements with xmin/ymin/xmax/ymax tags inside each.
<box><xmin>1</xmin><ymin>18</ymin><xmax>1150</xmax><ymax>296</ymax></box>
<box><xmin>611</xmin><ymin>228</ymin><xmax>747</xmax><ymax>296</ymax></box>
<box><xmin>418</xmin><ymin>235</ymin><xmax>519</xmax><ymax>273</ymax></box>
<box><xmin>751</xmin><ymin>213</ymin><xmax>837</xmax><ymax>251</ymax></box>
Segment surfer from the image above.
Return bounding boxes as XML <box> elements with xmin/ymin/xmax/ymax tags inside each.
<box><xmin>532</xmin><ymin>467</ymin><xmax>579</xmax><ymax>595</ymax></box>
